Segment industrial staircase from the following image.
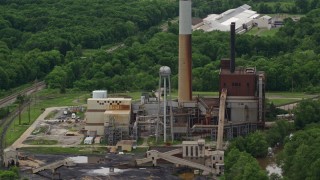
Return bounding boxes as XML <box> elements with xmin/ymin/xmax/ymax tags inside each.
<box><xmin>147</xmin><ymin>150</ymin><xmax>215</xmax><ymax>175</ymax></box>
<box><xmin>198</xmin><ymin>98</ymin><xmax>209</xmax><ymax>115</ymax></box>
<box><xmin>136</xmin><ymin>148</ymin><xmax>182</xmax><ymax>165</ymax></box>
<box><xmin>32</xmin><ymin>158</ymin><xmax>75</xmax><ymax>174</ymax></box>
<box><xmin>217</xmin><ymin>88</ymin><xmax>227</xmax><ymax>150</ymax></box>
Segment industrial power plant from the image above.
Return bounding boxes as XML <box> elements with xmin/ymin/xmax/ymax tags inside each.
<box><xmin>84</xmin><ymin>0</ymin><xmax>265</xmax><ymax>176</ymax></box>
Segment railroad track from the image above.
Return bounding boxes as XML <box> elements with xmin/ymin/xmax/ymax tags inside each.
<box><xmin>0</xmin><ymin>102</ymin><xmax>30</xmax><ymax>166</ymax></box>
<box><xmin>0</xmin><ymin>81</ymin><xmax>45</xmax><ymax>109</ymax></box>
<box><xmin>0</xmin><ymin>82</ymin><xmax>45</xmax><ymax>167</ymax></box>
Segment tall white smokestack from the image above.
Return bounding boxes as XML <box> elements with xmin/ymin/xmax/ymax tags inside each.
<box><xmin>178</xmin><ymin>0</ymin><xmax>192</xmax><ymax>103</ymax></box>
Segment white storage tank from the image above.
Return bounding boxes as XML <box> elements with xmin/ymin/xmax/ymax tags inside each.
<box><xmin>92</xmin><ymin>90</ymin><xmax>107</xmax><ymax>98</ymax></box>
<box><xmin>140</xmin><ymin>96</ymin><xmax>145</xmax><ymax>105</ymax></box>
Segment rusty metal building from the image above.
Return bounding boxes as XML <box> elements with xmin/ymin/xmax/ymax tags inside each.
<box><xmin>209</xmin><ymin>22</ymin><xmax>265</xmax><ymax>140</ymax></box>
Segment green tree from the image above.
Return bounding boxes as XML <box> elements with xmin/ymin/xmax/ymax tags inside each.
<box><xmin>266</xmin><ymin>120</ymin><xmax>294</xmax><ymax>146</ymax></box>
<box><xmin>0</xmin><ymin>67</ymin><xmax>9</xmax><ymax>90</ymax></box>
<box><xmin>224</xmin><ymin>148</ymin><xmax>268</xmax><ymax>180</ymax></box>
<box><xmin>0</xmin><ymin>166</ymin><xmax>19</xmax><ymax>179</ymax></box>
<box><xmin>45</xmin><ymin>66</ymin><xmax>67</xmax><ymax>93</ymax></box>
<box><xmin>228</xmin><ymin>131</ymin><xmax>268</xmax><ymax>158</ymax></box>
<box><xmin>294</xmin><ymin>99</ymin><xmax>320</xmax><ymax>129</ymax></box>
<box><xmin>16</xmin><ymin>94</ymin><xmax>25</xmax><ymax>125</ymax></box>
<box><xmin>295</xmin><ymin>0</ymin><xmax>310</xmax><ymax>13</ymax></box>
<box><xmin>280</xmin><ymin>125</ymin><xmax>320</xmax><ymax>180</ymax></box>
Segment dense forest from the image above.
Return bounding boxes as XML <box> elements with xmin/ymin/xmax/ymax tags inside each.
<box><xmin>45</xmin><ymin>7</ymin><xmax>320</xmax><ymax>93</ymax></box>
<box><xmin>1</xmin><ymin>0</ymin><xmax>320</xmax><ymax>94</ymax></box>
<box><xmin>0</xmin><ymin>0</ymin><xmax>178</xmax><ymax>92</ymax></box>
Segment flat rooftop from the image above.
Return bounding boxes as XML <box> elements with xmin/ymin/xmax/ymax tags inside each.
<box><xmin>220</xmin><ymin>67</ymin><xmax>257</xmax><ymax>75</ymax></box>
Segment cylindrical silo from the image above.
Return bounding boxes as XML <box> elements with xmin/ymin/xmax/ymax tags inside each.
<box><xmin>92</xmin><ymin>90</ymin><xmax>107</xmax><ymax>98</ymax></box>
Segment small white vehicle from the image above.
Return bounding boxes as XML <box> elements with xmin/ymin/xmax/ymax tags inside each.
<box><xmin>84</xmin><ymin>137</ymin><xmax>94</xmax><ymax>144</ymax></box>
<box><xmin>71</xmin><ymin>113</ymin><xmax>76</xmax><ymax>119</ymax></box>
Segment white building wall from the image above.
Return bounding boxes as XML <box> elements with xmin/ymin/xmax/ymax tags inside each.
<box><xmin>254</xmin><ymin>17</ymin><xmax>271</xmax><ymax>28</ymax></box>
<box><xmin>227</xmin><ymin>99</ymin><xmax>258</xmax><ymax>123</ymax></box>
<box><xmin>86</xmin><ymin>112</ymin><xmax>105</xmax><ymax>124</ymax></box>
<box><xmin>86</xmin><ymin>97</ymin><xmax>132</xmax><ymax>136</ymax></box>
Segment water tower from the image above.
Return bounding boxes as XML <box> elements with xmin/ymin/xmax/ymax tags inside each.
<box><xmin>157</xmin><ymin>66</ymin><xmax>173</xmax><ymax>143</ymax></box>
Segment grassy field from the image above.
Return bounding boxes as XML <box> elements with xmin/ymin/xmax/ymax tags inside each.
<box><xmin>269</xmin><ymin>99</ymin><xmax>298</xmax><ymax>106</ymax></box>
<box><xmin>266</xmin><ymin>91</ymin><xmax>317</xmax><ymax>106</ymax></box>
<box><xmin>246</xmin><ymin>27</ymin><xmax>279</xmax><ymax>37</ymax></box>
<box><xmin>120</xmin><ymin>90</ymin><xmax>219</xmax><ymax>100</ymax></box>
<box><xmin>193</xmin><ymin>91</ymin><xmax>219</xmax><ymax>97</ymax></box>
<box><xmin>20</xmin><ymin>147</ymin><xmax>107</xmax><ymax>155</ymax></box>
<box><xmin>23</xmin><ymin>139</ymin><xmax>58</xmax><ymax>145</ymax></box>
<box><xmin>82</xmin><ymin>49</ymin><xmax>101</xmax><ymax>57</ymax></box>
<box><xmin>110</xmin><ymin>91</ymin><xmax>142</xmax><ymax>100</ymax></box>
<box><xmin>260</xmin><ymin>28</ymin><xmax>279</xmax><ymax>37</ymax></box>
<box><xmin>4</xmin><ymin>89</ymin><xmax>90</xmax><ymax>147</ymax></box>
<box><xmin>266</xmin><ymin>13</ymin><xmax>305</xmax><ymax>18</ymax></box>
<box><xmin>246</xmin><ymin>27</ymin><xmax>260</xmax><ymax>35</ymax></box>
<box><xmin>266</xmin><ymin>92</ymin><xmax>315</xmax><ymax>98</ymax></box>
<box><xmin>131</xmin><ymin>147</ymin><xmax>149</xmax><ymax>154</ymax></box>
<box><xmin>147</xmin><ymin>136</ymin><xmax>182</xmax><ymax>146</ymax></box>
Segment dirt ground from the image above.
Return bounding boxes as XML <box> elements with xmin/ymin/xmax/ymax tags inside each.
<box><xmin>22</xmin><ymin>120</ymin><xmax>84</xmax><ymax>146</ymax></box>
<box><xmin>20</xmin><ymin>107</ymin><xmax>85</xmax><ymax>147</ymax></box>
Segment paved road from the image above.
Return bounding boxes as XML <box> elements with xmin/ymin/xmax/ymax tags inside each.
<box><xmin>106</xmin><ymin>43</ymin><xmax>125</xmax><ymax>53</ymax></box>
<box><xmin>276</xmin><ymin>95</ymin><xmax>319</xmax><ymax>111</ymax></box>
<box><xmin>278</xmin><ymin>103</ymin><xmax>298</xmax><ymax>111</ymax></box>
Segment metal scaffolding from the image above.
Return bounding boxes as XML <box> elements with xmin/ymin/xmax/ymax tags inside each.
<box><xmin>105</xmin><ymin>117</ymin><xmax>123</xmax><ymax>145</ymax></box>
<box><xmin>130</xmin><ymin>122</ymin><xmax>138</xmax><ymax>141</ymax></box>
<box><xmin>210</xmin><ymin>123</ymin><xmax>260</xmax><ymax>141</ymax></box>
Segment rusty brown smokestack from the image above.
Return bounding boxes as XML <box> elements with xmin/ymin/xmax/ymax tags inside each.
<box><xmin>178</xmin><ymin>0</ymin><xmax>192</xmax><ymax>102</ymax></box>
<box><xmin>230</xmin><ymin>22</ymin><xmax>235</xmax><ymax>73</ymax></box>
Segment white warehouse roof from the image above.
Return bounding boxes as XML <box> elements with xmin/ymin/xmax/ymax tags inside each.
<box><xmin>198</xmin><ymin>4</ymin><xmax>259</xmax><ymax>32</ymax></box>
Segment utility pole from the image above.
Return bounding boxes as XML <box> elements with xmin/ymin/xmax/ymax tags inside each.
<box><xmin>28</xmin><ymin>101</ymin><xmax>31</xmax><ymax>124</ymax></box>
<box><xmin>292</xmin><ymin>78</ymin><xmax>294</xmax><ymax>92</ymax></box>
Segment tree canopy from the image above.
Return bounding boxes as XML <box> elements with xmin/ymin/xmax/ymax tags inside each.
<box><xmin>294</xmin><ymin>99</ymin><xmax>320</xmax><ymax>129</ymax></box>
<box><xmin>279</xmin><ymin>125</ymin><xmax>320</xmax><ymax>180</ymax></box>
<box><xmin>1</xmin><ymin>1</ymin><xmax>320</xmax><ymax>94</ymax></box>
<box><xmin>224</xmin><ymin>148</ymin><xmax>268</xmax><ymax>180</ymax></box>
<box><xmin>228</xmin><ymin>131</ymin><xmax>269</xmax><ymax>158</ymax></box>
<box><xmin>0</xmin><ymin>0</ymin><xmax>177</xmax><ymax>91</ymax></box>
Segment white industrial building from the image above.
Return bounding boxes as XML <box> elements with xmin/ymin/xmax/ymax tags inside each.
<box><xmin>197</xmin><ymin>4</ymin><xmax>259</xmax><ymax>33</ymax></box>
<box><xmin>85</xmin><ymin>90</ymin><xmax>132</xmax><ymax>138</ymax></box>
<box><xmin>254</xmin><ymin>15</ymin><xmax>272</xmax><ymax>29</ymax></box>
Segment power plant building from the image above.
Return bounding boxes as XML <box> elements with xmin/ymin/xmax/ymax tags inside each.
<box><xmin>85</xmin><ymin>1</ymin><xmax>265</xmax><ymax>147</ymax></box>
<box><xmin>84</xmin><ymin>0</ymin><xmax>267</xmax><ymax>176</ymax></box>
<box><xmin>85</xmin><ymin>96</ymin><xmax>132</xmax><ymax>137</ymax></box>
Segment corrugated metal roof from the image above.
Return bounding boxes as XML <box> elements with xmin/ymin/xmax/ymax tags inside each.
<box><xmin>198</xmin><ymin>4</ymin><xmax>258</xmax><ymax>32</ymax></box>
<box><xmin>261</xmin><ymin>15</ymin><xmax>272</xmax><ymax>20</ymax></box>
<box><xmin>220</xmin><ymin>67</ymin><xmax>256</xmax><ymax>75</ymax></box>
